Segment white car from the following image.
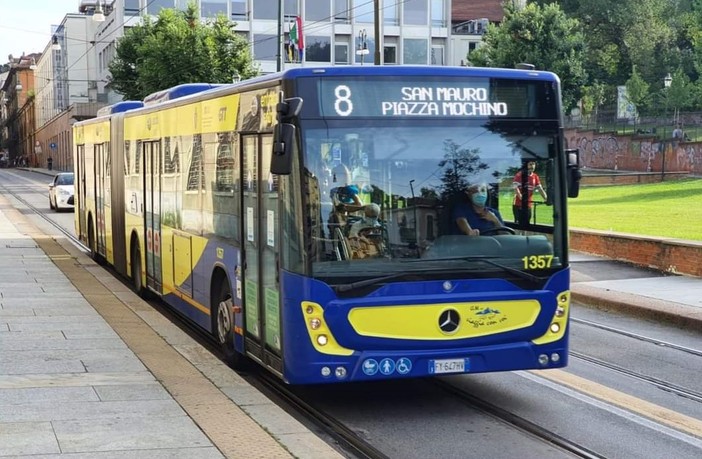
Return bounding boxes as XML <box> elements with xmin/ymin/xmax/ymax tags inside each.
<box><xmin>49</xmin><ymin>172</ymin><xmax>75</xmax><ymax>211</ymax></box>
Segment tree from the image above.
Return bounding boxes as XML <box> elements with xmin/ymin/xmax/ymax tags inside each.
<box><xmin>108</xmin><ymin>3</ymin><xmax>258</xmax><ymax>100</ymax></box>
<box><xmin>625</xmin><ymin>65</ymin><xmax>650</xmax><ymax>118</ymax></box>
<box><xmin>437</xmin><ymin>140</ymin><xmax>488</xmax><ymax>201</ymax></box>
<box><xmin>468</xmin><ymin>2</ymin><xmax>587</xmax><ymax>113</ymax></box>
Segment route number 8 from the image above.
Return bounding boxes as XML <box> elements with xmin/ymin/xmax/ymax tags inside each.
<box><xmin>334</xmin><ymin>85</ymin><xmax>353</xmax><ymax>117</ymax></box>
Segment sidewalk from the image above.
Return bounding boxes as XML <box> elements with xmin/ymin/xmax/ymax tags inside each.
<box><xmin>570</xmin><ymin>252</ymin><xmax>702</xmax><ymax>330</ymax></box>
<box><xmin>0</xmin><ymin>186</ymin><xmax>343</xmax><ymax>457</ymax></box>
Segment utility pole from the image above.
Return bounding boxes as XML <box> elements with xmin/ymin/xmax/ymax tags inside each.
<box><xmin>277</xmin><ymin>0</ymin><xmax>284</xmax><ymax>71</ymax></box>
<box><xmin>374</xmin><ymin>0</ymin><xmax>381</xmax><ymax>65</ymax></box>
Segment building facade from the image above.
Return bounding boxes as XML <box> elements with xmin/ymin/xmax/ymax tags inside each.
<box><xmin>6</xmin><ymin>1</ymin><xmax>506</xmax><ymax>171</ymax></box>
<box><xmin>93</xmin><ymin>0</ymin><xmax>455</xmax><ymax>103</ymax></box>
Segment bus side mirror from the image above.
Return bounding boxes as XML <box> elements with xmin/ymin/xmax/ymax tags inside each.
<box><xmin>271</xmin><ymin>123</ymin><xmax>296</xmax><ymax>175</ymax></box>
<box><xmin>566</xmin><ymin>148</ymin><xmax>581</xmax><ymax>198</ymax></box>
<box><xmin>270</xmin><ymin>96</ymin><xmax>303</xmax><ymax>175</ymax></box>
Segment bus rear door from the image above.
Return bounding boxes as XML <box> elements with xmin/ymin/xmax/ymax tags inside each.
<box><xmin>143</xmin><ymin>140</ymin><xmax>163</xmax><ymax>293</ymax></box>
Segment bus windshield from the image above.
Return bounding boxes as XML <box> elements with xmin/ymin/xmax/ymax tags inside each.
<box><xmin>302</xmin><ymin>119</ymin><xmax>564</xmax><ymax>281</ymax></box>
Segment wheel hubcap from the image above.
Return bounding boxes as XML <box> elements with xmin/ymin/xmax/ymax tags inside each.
<box><xmin>217</xmin><ymin>297</ymin><xmax>232</xmax><ymax>344</ymax></box>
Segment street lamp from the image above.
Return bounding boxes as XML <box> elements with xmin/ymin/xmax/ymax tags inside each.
<box><xmin>663</xmin><ymin>73</ymin><xmax>679</xmax><ymax>127</ymax></box>
<box><xmin>51</xmin><ymin>36</ymin><xmax>61</xmax><ymax>51</ymax></box>
<box><xmin>93</xmin><ymin>1</ymin><xmax>105</xmax><ymax>22</ymax></box>
<box><xmin>662</xmin><ymin>73</ymin><xmax>673</xmax><ymax>180</ymax></box>
<box><xmin>356</xmin><ymin>29</ymin><xmax>369</xmax><ymax>65</ymax></box>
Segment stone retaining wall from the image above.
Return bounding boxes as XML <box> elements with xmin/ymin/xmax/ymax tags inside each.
<box><xmin>570</xmin><ymin>228</ymin><xmax>702</xmax><ymax>277</ymax></box>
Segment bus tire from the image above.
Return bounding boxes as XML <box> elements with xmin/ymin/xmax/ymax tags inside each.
<box><xmin>131</xmin><ymin>244</ymin><xmax>144</xmax><ymax>296</ymax></box>
<box><xmin>87</xmin><ymin>220</ymin><xmax>103</xmax><ymax>265</ymax></box>
<box><xmin>213</xmin><ymin>279</ymin><xmax>247</xmax><ymax>369</ymax></box>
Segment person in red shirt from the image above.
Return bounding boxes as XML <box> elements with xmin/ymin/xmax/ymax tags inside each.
<box><xmin>512</xmin><ymin>161</ymin><xmax>548</xmax><ymax>225</ymax></box>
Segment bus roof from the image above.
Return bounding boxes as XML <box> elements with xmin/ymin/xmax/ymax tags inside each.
<box><xmin>143</xmin><ymin>83</ymin><xmax>226</xmax><ymax>105</ymax></box>
<box><xmin>96</xmin><ymin>101</ymin><xmax>144</xmax><ymax>117</ymax></box>
<box><xmin>275</xmin><ymin>65</ymin><xmax>560</xmax><ymax>83</ymax></box>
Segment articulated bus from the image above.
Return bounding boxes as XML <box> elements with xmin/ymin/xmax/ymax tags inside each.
<box><xmin>73</xmin><ymin>66</ymin><xmax>581</xmax><ymax>384</ymax></box>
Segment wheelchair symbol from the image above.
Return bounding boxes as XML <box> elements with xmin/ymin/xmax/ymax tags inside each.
<box><xmin>396</xmin><ymin>358</ymin><xmax>412</xmax><ymax>375</ymax></box>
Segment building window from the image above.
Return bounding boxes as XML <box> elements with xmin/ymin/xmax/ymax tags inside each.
<box><xmin>306</xmin><ymin>0</ymin><xmax>329</xmax><ymax>21</ymax></box>
<box><xmin>231</xmin><ymin>0</ymin><xmax>246</xmax><ymax>19</ymax></box>
<box><xmin>354</xmin><ymin>0</ymin><xmax>373</xmax><ymax>23</ymax></box>
<box><xmin>306</xmin><ymin>36</ymin><xmax>331</xmax><ymax>62</ymax></box>
<box><xmin>334</xmin><ymin>0</ymin><xmax>350</xmax><ymax>23</ymax></box>
<box><xmin>253</xmin><ymin>34</ymin><xmax>278</xmax><ymax>61</ymax></box>
<box><xmin>284</xmin><ymin>0</ymin><xmax>297</xmax><ymax>17</ymax></box>
<box><xmin>253</xmin><ymin>0</ymin><xmax>277</xmax><ymax>20</ymax></box>
<box><xmin>124</xmin><ymin>0</ymin><xmax>140</xmax><ymax>14</ymax></box>
<box><xmin>384</xmin><ymin>45</ymin><xmax>397</xmax><ymax>64</ymax></box>
<box><xmin>431</xmin><ymin>0</ymin><xmax>445</xmax><ymax>27</ymax></box>
<box><xmin>147</xmin><ymin>0</ymin><xmax>174</xmax><ymax>15</ymax></box>
<box><xmin>335</xmin><ymin>43</ymin><xmax>349</xmax><ymax>64</ymax></box>
<box><xmin>202</xmin><ymin>0</ymin><xmax>227</xmax><ymax>17</ymax></box>
<box><xmin>431</xmin><ymin>45</ymin><xmax>444</xmax><ymax>65</ymax></box>
<box><xmin>403</xmin><ymin>38</ymin><xmax>427</xmax><ymax>64</ymax></box>
<box><xmin>404</xmin><ymin>0</ymin><xmax>427</xmax><ymax>25</ymax></box>
<box><xmin>384</xmin><ymin>0</ymin><xmax>399</xmax><ymax>25</ymax></box>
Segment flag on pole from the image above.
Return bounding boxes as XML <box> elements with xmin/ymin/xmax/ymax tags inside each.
<box><xmin>289</xmin><ymin>16</ymin><xmax>304</xmax><ymax>62</ymax></box>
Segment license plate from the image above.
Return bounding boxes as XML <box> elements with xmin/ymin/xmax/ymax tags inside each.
<box><xmin>429</xmin><ymin>358</ymin><xmax>469</xmax><ymax>374</ymax></box>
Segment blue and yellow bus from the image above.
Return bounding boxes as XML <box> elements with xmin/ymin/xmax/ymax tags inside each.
<box><xmin>73</xmin><ymin>66</ymin><xmax>580</xmax><ymax>384</ymax></box>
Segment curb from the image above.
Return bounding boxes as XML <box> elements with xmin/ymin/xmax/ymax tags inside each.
<box><xmin>571</xmin><ymin>284</ymin><xmax>702</xmax><ymax>332</ymax></box>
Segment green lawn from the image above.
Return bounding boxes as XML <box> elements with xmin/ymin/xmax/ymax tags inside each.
<box><xmin>567</xmin><ymin>179</ymin><xmax>702</xmax><ymax>241</ymax></box>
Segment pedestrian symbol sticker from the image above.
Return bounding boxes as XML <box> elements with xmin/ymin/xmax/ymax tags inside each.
<box><xmin>362</xmin><ymin>359</ymin><xmax>378</xmax><ymax>376</ymax></box>
<box><xmin>379</xmin><ymin>358</ymin><xmax>395</xmax><ymax>375</ymax></box>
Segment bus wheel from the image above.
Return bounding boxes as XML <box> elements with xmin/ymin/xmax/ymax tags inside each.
<box><xmin>213</xmin><ymin>280</ymin><xmax>246</xmax><ymax>369</ymax></box>
<box><xmin>87</xmin><ymin>222</ymin><xmax>102</xmax><ymax>264</ymax></box>
<box><xmin>131</xmin><ymin>245</ymin><xmax>144</xmax><ymax>295</ymax></box>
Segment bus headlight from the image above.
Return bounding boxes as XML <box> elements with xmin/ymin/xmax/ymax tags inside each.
<box><xmin>316</xmin><ymin>334</ymin><xmax>328</xmax><ymax>346</ymax></box>
<box><xmin>309</xmin><ymin>318</ymin><xmax>321</xmax><ymax>330</ymax></box>
<box><xmin>549</xmin><ymin>323</ymin><xmax>561</xmax><ymax>333</ymax></box>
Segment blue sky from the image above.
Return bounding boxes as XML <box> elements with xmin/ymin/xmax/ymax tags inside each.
<box><xmin>0</xmin><ymin>0</ymin><xmax>80</xmax><ymax>62</ymax></box>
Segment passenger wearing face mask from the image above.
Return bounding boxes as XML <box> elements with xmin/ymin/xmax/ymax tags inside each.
<box><xmin>453</xmin><ymin>184</ymin><xmax>504</xmax><ymax>236</ymax></box>
<box><xmin>349</xmin><ymin>203</ymin><xmax>381</xmax><ymax>239</ymax></box>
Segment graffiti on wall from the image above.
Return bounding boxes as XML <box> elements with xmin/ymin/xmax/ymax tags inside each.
<box><xmin>565</xmin><ymin>129</ymin><xmax>702</xmax><ymax>175</ymax></box>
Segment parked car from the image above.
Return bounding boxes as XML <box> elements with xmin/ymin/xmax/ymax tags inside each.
<box><xmin>49</xmin><ymin>172</ymin><xmax>75</xmax><ymax>211</ymax></box>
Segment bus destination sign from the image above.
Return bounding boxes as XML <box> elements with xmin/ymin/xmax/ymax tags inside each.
<box><xmin>319</xmin><ymin>79</ymin><xmax>510</xmax><ymax>118</ymax></box>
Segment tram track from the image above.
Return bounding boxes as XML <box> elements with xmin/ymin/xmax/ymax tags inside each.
<box><xmin>0</xmin><ymin>178</ymin><xmax>87</xmax><ymax>252</ymax></box>
<box><xmin>431</xmin><ymin>378</ymin><xmax>606</xmax><ymax>458</ymax></box>
<box><xmin>572</xmin><ymin>317</ymin><xmax>702</xmax><ymax>358</ymax></box>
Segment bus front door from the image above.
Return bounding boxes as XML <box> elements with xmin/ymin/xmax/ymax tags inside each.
<box><xmin>242</xmin><ymin>134</ymin><xmax>283</xmax><ymax>372</ymax></box>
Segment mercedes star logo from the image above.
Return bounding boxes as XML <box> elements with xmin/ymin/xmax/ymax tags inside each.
<box><xmin>438</xmin><ymin>309</ymin><xmax>460</xmax><ymax>334</ymax></box>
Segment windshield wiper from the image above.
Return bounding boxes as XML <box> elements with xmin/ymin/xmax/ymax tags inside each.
<box><xmin>403</xmin><ymin>255</ymin><xmax>543</xmax><ymax>283</ymax></box>
<box><xmin>473</xmin><ymin>257</ymin><xmax>543</xmax><ymax>283</ymax></box>
<box><xmin>330</xmin><ymin>272</ymin><xmax>411</xmax><ymax>294</ymax></box>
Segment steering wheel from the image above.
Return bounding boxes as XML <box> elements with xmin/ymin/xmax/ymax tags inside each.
<box><xmin>480</xmin><ymin>226</ymin><xmax>516</xmax><ymax>236</ymax></box>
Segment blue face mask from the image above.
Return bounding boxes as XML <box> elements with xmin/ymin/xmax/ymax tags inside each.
<box><xmin>471</xmin><ymin>193</ymin><xmax>488</xmax><ymax>206</ymax></box>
